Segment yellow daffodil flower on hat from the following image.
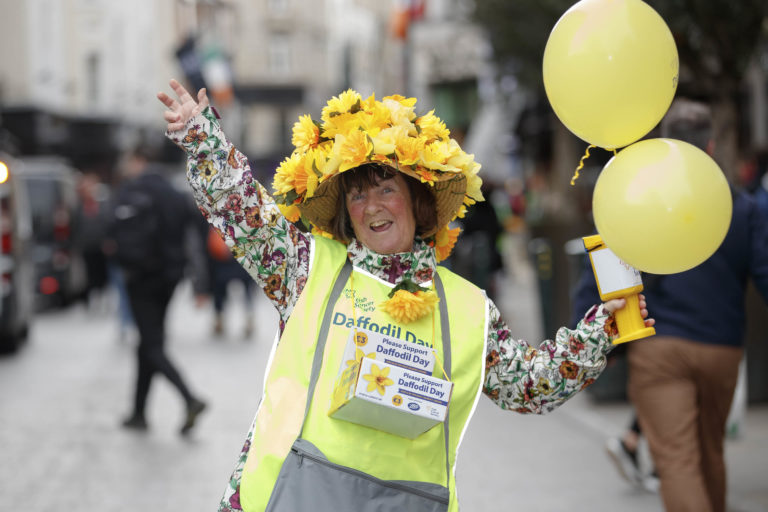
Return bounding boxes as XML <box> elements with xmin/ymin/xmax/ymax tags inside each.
<box><xmin>434</xmin><ymin>225</ymin><xmax>461</xmax><ymax>263</ymax></box>
<box><xmin>415</xmin><ymin>110</ymin><xmax>450</xmax><ymax>143</ymax></box>
<box><xmin>292</xmin><ymin>114</ymin><xmax>320</xmax><ymax>152</ymax></box>
<box><xmin>335</xmin><ymin>131</ymin><xmax>374</xmax><ymax>174</ymax></box>
<box><xmin>277</xmin><ymin>204</ymin><xmax>301</xmax><ymax>223</ymax></box>
<box><xmin>273</xmin><ymin>153</ymin><xmax>301</xmax><ymax>195</ymax></box>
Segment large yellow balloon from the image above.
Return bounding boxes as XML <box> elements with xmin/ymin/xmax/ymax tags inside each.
<box><xmin>593</xmin><ymin>139</ymin><xmax>732</xmax><ymax>274</ymax></box>
<box><xmin>543</xmin><ymin>0</ymin><xmax>679</xmax><ymax>149</ymax></box>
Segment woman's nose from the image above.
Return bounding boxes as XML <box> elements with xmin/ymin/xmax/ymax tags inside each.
<box><xmin>363</xmin><ymin>197</ymin><xmax>382</xmax><ymax>215</ymax></box>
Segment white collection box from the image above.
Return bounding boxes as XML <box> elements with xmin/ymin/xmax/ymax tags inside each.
<box><xmin>329</xmin><ymin>329</ymin><xmax>452</xmax><ymax>439</ymax></box>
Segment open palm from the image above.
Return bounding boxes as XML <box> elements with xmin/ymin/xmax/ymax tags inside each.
<box><xmin>157</xmin><ymin>79</ymin><xmax>210</xmax><ymax>132</ymax></box>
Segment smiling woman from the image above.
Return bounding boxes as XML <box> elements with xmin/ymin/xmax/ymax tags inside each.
<box><xmin>158</xmin><ymin>79</ymin><xmax>649</xmax><ymax>512</ymax></box>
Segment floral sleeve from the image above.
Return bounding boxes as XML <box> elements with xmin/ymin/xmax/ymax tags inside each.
<box><xmin>483</xmin><ymin>302</ymin><xmax>618</xmax><ymax>413</ymax></box>
<box><xmin>167</xmin><ymin>107</ymin><xmax>311</xmax><ymax>330</ymax></box>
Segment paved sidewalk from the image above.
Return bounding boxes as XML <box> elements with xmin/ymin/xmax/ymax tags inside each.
<box><xmin>1</xmin><ymin>242</ymin><xmax>766</xmax><ymax>511</ymax></box>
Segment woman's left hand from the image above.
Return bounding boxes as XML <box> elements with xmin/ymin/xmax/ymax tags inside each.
<box><xmin>603</xmin><ymin>294</ymin><xmax>655</xmax><ymax>327</ymax></box>
<box><xmin>157</xmin><ymin>79</ymin><xmax>210</xmax><ymax>132</ymax></box>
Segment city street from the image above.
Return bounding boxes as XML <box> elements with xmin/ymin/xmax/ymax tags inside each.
<box><xmin>2</xmin><ymin>2</ymin><xmax>767</xmax><ymax>511</ymax></box>
<box><xmin>1</xmin><ymin>269</ymin><xmax>767</xmax><ymax>512</ymax></box>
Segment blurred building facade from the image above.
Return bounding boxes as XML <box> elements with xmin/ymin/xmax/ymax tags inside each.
<box><xmin>0</xmin><ymin>0</ymin><xmax>179</xmax><ymax>175</ymax></box>
<box><xmin>0</xmin><ymin>0</ymin><xmax>500</xmax><ymax>183</ymax></box>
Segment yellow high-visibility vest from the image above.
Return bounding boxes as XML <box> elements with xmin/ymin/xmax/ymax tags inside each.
<box><xmin>241</xmin><ymin>236</ymin><xmax>488</xmax><ymax>511</ymax></box>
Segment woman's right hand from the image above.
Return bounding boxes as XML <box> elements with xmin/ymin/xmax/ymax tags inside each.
<box><xmin>157</xmin><ymin>79</ymin><xmax>210</xmax><ymax>132</ymax></box>
<box><xmin>603</xmin><ymin>294</ymin><xmax>655</xmax><ymax>328</ymax></box>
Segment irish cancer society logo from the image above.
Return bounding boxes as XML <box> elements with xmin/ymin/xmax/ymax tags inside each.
<box><xmin>407</xmin><ymin>402</ymin><xmax>420</xmax><ymax>411</ymax></box>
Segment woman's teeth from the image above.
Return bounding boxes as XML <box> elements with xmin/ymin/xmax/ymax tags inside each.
<box><xmin>370</xmin><ymin>220</ymin><xmax>391</xmax><ymax>232</ymax></box>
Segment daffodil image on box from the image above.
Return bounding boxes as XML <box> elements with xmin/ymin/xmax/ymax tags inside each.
<box><xmin>346</xmin><ymin>348</ymin><xmax>376</xmax><ymax>368</ymax></box>
<box><xmin>363</xmin><ymin>364</ymin><xmax>394</xmax><ymax>396</ymax></box>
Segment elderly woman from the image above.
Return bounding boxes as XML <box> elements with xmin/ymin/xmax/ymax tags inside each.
<box><xmin>158</xmin><ymin>80</ymin><xmax>651</xmax><ymax>512</ymax></box>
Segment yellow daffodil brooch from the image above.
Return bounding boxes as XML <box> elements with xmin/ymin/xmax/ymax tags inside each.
<box><xmin>379</xmin><ymin>278</ymin><xmax>439</xmax><ymax>324</ymax></box>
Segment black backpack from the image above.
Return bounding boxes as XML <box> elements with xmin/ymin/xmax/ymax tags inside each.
<box><xmin>111</xmin><ymin>185</ymin><xmax>163</xmax><ymax>276</ymax></box>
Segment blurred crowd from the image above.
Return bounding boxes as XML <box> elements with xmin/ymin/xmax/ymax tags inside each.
<box><xmin>76</xmin><ymin>156</ymin><xmax>259</xmax><ymax>345</ymax></box>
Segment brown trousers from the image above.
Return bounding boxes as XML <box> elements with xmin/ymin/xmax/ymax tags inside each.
<box><xmin>628</xmin><ymin>336</ymin><xmax>743</xmax><ymax>512</ymax></box>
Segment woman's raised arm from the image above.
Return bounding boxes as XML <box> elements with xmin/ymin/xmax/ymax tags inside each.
<box><xmin>158</xmin><ymin>79</ymin><xmax>312</xmax><ymax>333</ymax></box>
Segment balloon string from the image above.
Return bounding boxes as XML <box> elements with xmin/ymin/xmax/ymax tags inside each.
<box><xmin>571</xmin><ymin>144</ymin><xmax>596</xmax><ymax>186</ymax></box>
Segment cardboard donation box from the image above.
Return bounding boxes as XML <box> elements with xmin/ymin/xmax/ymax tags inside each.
<box><xmin>328</xmin><ymin>328</ymin><xmax>453</xmax><ymax>439</ymax></box>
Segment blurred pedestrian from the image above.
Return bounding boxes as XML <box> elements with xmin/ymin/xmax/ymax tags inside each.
<box><xmin>571</xmin><ymin>98</ymin><xmax>768</xmax><ymax>511</ymax></box>
<box><xmin>449</xmin><ymin>181</ymin><xmax>504</xmax><ymax>301</ymax></box>
<box><xmin>109</xmin><ymin>147</ymin><xmax>207</xmax><ymax>435</ymax></box>
<box><xmin>100</xmin><ymin>175</ymin><xmax>136</xmax><ymax>343</ymax></box>
<box><xmin>75</xmin><ymin>173</ymin><xmax>111</xmax><ymax>307</ymax></box>
<box><xmin>204</xmin><ymin>225</ymin><xmax>255</xmax><ymax>339</ymax></box>
<box><xmin>752</xmin><ymin>150</ymin><xmax>768</xmax><ymax>218</ymax></box>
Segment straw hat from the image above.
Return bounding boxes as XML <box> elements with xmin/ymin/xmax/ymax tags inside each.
<box><xmin>272</xmin><ymin>89</ymin><xmax>483</xmax><ymax>243</ymax></box>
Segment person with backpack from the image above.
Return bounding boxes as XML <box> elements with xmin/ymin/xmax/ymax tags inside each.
<box><xmin>110</xmin><ymin>147</ymin><xmax>207</xmax><ymax>435</ymax></box>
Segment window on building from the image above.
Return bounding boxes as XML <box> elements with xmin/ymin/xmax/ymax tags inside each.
<box><xmin>86</xmin><ymin>53</ymin><xmax>100</xmax><ymax>105</ymax></box>
<box><xmin>267</xmin><ymin>0</ymin><xmax>289</xmax><ymax>15</ymax></box>
<box><xmin>268</xmin><ymin>33</ymin><xmax>292</xmax><ymax>75</ymax></box>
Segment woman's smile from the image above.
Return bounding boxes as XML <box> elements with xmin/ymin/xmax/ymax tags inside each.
<box><xmin>369</xmin><ymin>220</ymin><xmax>392</xmax><ymax>232</ymax></box>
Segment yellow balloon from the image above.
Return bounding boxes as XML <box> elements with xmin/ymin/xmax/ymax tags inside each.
<box><xmin>543</xmin><ymin>0</ymin><xmax>679</xmax><ymax>149</ymax></box>
<box><xmin>593</xmin><ymin>139</ymin><xmax>732</xmax><ymax>274</ymax></box>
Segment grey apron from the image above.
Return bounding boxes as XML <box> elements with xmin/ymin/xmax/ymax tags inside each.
<box><xmin>265</xmin><ymin>262</ymin><xmax>453</xmax><ymax>511</ymax></box>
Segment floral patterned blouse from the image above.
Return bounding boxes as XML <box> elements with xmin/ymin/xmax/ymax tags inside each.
<box><xmin>168</xmin><ymin>107</ymin><xmax>618</xmax><ymax>511</ymax></box>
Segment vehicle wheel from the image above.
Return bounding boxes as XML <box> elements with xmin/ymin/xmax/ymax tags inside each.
<box><xmin>0</xmin><ymin>331</ymin><xmax>20</xmax><ymax>354</ymax></box>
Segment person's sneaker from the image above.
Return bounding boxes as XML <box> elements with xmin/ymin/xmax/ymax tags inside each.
<box><xmin>181</xmin><ymin>399</ymin><xmax>207</xmax><ymax>435</ymax></box>
<box><xmin>605</xmin><ymin>437</ymin><xmax>642</xmax><ymax>485</ymax></box>
<box><xmin>121</xmin><ymin>415</ymin><xmax>148</xmax><ymax>431</ymax></box>
<box><xmin>642</xmin><ymin>471</ymin><xmax>661</xmax><ymax>493</ymax></box>
<box><xmin>243</xmin><ymin>318</ymin><xmax>253</xmax><ymax>340</ymax></box>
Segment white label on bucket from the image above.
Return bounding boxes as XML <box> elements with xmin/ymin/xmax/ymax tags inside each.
<box><xmin>591</xmin><ymin>247</ymin><xmax>642</xmax><ymax>295</ymax></box>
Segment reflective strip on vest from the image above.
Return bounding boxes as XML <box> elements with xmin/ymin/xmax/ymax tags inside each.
<box><xmin>241</xmin><ymin>236</ymin><xmax>488</xmax><ymax>511</ymax></box>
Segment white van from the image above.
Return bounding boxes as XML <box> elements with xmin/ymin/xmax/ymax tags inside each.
<box><xmin>13</xmin><ymin>156</ymin><xmax>87</xmax><ymax>309</ymax></box>
<box><xmin>0</xmin><ymin>153</ymin><xmax>35</xmax><ymax>351</ymax></box>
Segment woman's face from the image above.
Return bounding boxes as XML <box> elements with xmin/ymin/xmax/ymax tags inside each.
<box><xmin>345</xmin><ymin>173</ymin><xmax>416</xmax><ymax>254</ymax></box>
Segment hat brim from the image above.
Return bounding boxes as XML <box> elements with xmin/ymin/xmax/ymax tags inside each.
<box><xmin>298</xmin><ymin>164</ymin><xmax>467</xmax><ymax>239</ymax></box>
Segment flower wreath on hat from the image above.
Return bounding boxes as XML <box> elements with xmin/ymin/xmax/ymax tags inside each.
<box><xmin>271</xmin><ymin>89</ymin><xmax>484</xmax><ymax>323</ymax></box>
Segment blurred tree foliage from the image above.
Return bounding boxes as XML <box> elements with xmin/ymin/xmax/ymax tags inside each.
<box><xmin>473</xmin><ymin>0</ymin><xmax>572</xmax><ymax>92</ymax></box>
<box><xmin>650</xmin><ymin>0</ymin><xmax>767</xmax><ymax>97</ymax></box>
<box><xmin>474</xmin><ymin>0</ymin><xmax>767</xmax><ymax>96</ymax></box>
<box><xmin>474</xmin><ymin>0</ymin><xmax>768</xmax><ymax>179</ymax></box>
